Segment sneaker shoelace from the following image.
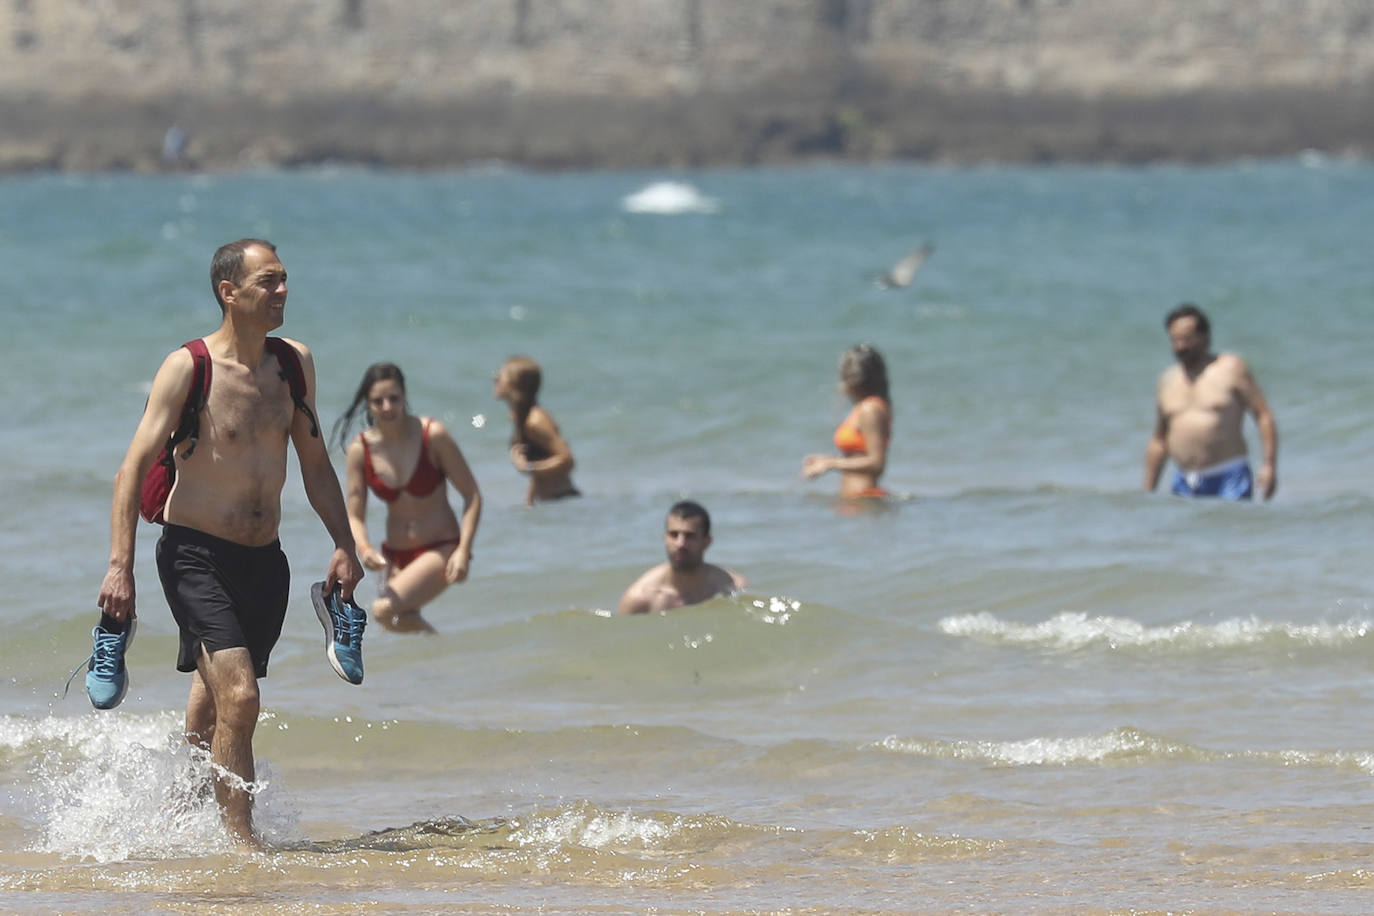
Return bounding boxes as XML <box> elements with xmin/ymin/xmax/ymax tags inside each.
<box><xmin>334</xmin><ymin>600</ymin><xmax>366</xmax><ymax>649</ymax></box>
<box><xmin>91</xmin><ymin>630</ymin><xmax>125</xmax><ymax>677</ymax></box>
<box><xmin>61</xmin><ymin>630</ymin><xmax>123</xmax><ymax>700</ymax></box>
<box><xmin>62</xmin><ymin>655</ymin><xmax>90</xmax><ymax>699</ymax></box>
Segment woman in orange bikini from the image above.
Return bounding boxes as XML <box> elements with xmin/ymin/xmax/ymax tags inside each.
<box><xmin>801</xmin><ymin>344</ymin><xmax>892</xmax><ymax>498</ymax></box>
<box><xmin>333</xmin><ymin>363</ymin><xmax>481</xmax><ymax>632</ymax></box>
<box><xmin>493</xmin><ymin>356</ymin><xmax>580</xmax><ymax>506</ymax></box>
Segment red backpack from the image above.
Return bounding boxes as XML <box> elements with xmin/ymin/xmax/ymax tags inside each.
<box><xmin>139</xmin><ymin>337</ymin><xmax>318</xmax><ymax>524</ymax></box>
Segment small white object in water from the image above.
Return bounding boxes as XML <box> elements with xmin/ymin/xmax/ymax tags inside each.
<box><xmin>471</xmin><ymin>414</ymin><xmax>486</xmax><ymax>429</ymax></box>
<box><xmin>510</xmin><ymin>305</ymin><xmax>528</xmax><ymax>321</ymax></box>
<box><xmin>621</xmin><ymin>181</ymin><xmax>719</xmax><ymax>215</ymax></box>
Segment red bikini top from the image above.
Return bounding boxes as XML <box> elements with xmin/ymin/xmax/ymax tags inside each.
<box><xmin>361</xmin><ymin>419</ymin><xmax>444</xmax><ymax>503</ymax></box>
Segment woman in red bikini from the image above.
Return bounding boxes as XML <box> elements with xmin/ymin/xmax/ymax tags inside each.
<box><xmin>801</xmin><ymin>344</ymin><xmax>892</xmax><ymax>499</ymax></box>
<box><xmin>333</xmin><ymin>363</ymin><xmax>481</xmax><ymax>632</ymax></box>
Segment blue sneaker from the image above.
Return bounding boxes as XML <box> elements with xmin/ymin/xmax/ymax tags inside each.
<box><xmin>312</xmin><ymin>581</ymin><xmax>366</xmax><ymax>685</ymax></box>
<box><xmin>86</xmin><ymin>619</ymin><xmax>136</xmax><ymax>710</ymax></box>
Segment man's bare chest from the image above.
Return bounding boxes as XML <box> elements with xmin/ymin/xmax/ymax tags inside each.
<box><xmin>202</xmin><ymin>373</ymin><xmax>293</xmax><ymax>446</ymax></box>
<box><xmin>1161</xmin><ymin>371</ymin><xmax>1239</xmax><ymax>417</ymax></box>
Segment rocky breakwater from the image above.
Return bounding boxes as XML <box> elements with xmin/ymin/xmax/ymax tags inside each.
<box><xmin>2</xmin><ymin>0</ymin><xmax>1372</xmax><ymax>171</ymax></box>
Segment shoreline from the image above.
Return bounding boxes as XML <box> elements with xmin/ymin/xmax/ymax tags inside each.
<box><xmin>4</xmin><ymin>84</ymin><xmax>1372</xmax><ymax>174</ymax></box>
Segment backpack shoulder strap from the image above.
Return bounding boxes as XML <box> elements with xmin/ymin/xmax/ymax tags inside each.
<box><xmin>265</xmin><ymin>337</ymin><xmax>320</xmax><ymax>438</ymax></box>
<box><xmin>185</xmin><ymin>338</ymin><xmax>211</xmax><ymax>401</ymax></box>
<box><xmin>172</xmin><ymin>338</ymin><xmax>213</xmax><ymax>460</ymax></box>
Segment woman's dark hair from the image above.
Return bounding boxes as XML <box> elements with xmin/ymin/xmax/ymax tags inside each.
<box><xmin>838</xmin><ymin>344</ymin><xmax>890</xmax><ymax>403</ymax></box>
<box><xmin>500</xmin><ymin>356</ymin><xmax>542</xmax><ymax>445</ymax></box>
<box><xmin>332</xmin><ymin>362</ymin><xmax>406</xmax><ymax>451</ymax></box>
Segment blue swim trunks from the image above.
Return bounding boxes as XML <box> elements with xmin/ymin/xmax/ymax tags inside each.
<box><xmin>1170</xmin><ymin>457</ymin><xmax>1253</xmax><ymax>500</ymax></box>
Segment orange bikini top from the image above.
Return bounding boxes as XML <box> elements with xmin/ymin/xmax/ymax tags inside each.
<box><xmin>361</xmin><ymin>419</ymin><xmax>444</xmax><ymax>503</ymax></box>
<box><xmin>834</xmin><ymin>397</ymin><xmax>889</xmax><ymax>455</ymax></box>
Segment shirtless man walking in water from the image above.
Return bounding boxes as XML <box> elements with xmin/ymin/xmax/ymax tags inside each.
<box><xmin>618</xmin><ymin>501</ymin><xmax>746</xmax><ymax>614</ymax></box>
<box><xmin>96</xmin><ymin>239</ymin><xmax>363</xmax><ymax>846</ymax></box>
<box><xmin>1144</xmin><ymin>304</ymin><xmax>1278</xmax><ymax>501</ymax></box>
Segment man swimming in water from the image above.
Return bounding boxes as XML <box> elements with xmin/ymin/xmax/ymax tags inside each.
<box><xmin>618</xmin><ymin>501</ymin><xmax>746</xmax><ymax>614</ymax></box>
<box><xmin>1144</xmin><ymin>303</ymin><xmax>1278</xmax><ymax>500</ymax></box>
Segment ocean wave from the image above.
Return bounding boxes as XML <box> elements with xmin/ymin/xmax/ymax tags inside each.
<box><xmin>874</xmin><ymin>726</ymin><xmax>1374</xmax><ymax>774</ymax></box>
<box><xmin>824</xmin><ymin>824</ymin><xmax>1003</xmax><ymax>863</ymax></box>
<box><xmin>2</xmin><ymin>791</ymin><xmax>998</xmax><ymax>892</ymax></box>
<box><xmin>875</xmin><ymin>726</ymin><xmax>1202</xmax><ymax>767</ymax></box>
<box><xmin>295</xmin><ymin>800</ymin><xmax>999</xmax><ymax>870</ymax></box>
<box><xmin>938</xmin><ymin>611</ymin><xmax>1374</xmax><ymax>652</ymax></box>
<box><xmin>586</xmin><ymin>594</ymin><xmax>808</xmax><ymax>626</ymax></box>
<box><xmin>410</xmin><ymin>593</ymin><xmax>859</xmax><ymax>700</ymax></box>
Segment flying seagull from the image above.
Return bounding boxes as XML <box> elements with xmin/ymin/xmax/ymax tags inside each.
<box><xmin>876</xmin><ymin>241</ymin><xmax>935</xmax><ymax>289</ymax></box>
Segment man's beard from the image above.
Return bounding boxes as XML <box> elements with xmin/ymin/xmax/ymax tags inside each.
<box><xmin>1174</xmin><ymin>345</ymin><xmax>1208</xmax><ymax>370</ymax></box>
<box><xmin>669</xmin><ymin>555</ymin><xmax>702</xmax><ymax>573</ymax></box>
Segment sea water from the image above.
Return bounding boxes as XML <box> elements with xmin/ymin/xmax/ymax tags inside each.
<box><xmin>2</xmin><ymin>158</ymin><xmax>1374</xmax><ymax>913</ymax></box>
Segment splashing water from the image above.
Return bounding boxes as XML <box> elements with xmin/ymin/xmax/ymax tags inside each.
<box><xmin>15</xmin><ymin>712</ymin><xmax>300</xmax><ymax>862</ymax></box>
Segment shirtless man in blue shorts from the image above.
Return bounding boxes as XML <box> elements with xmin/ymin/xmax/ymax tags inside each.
<box><xmin>96</xmin><ymin>239</ymin><xmax>363</xmax><ymax>846</ymax></box>
<box><xmin>1144</xmin><ymin>304</ymin><xmax>1278</xmax><ymax>501</ymax></box>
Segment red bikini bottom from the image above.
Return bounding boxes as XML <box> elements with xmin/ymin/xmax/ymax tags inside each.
<box><xmin>381</xmin><ymin>538</ymin><xmax>461</xmax><ymax>570</ymax></box>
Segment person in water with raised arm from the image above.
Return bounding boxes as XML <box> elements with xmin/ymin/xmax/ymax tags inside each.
<box><xmin>801</xmin><ymin>344</ymin><xmax>893</xmax><ymax>498</ymax></box>
<box><xmin>94</xmin><ymin>239</ymin><xmax>364</xmax><ymax>848</ymax></box>
<box><xmin>493</xmin><ymin>356</ymin><xmax>579</xmax><ymax>505</ymax></box>
<box><xmin>335</xmin><ymin>362</ymin><xmax>482</xmax><ymax>633</ymax></box>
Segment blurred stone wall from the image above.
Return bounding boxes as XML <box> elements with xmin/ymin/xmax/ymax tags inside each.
<box><xmin>3</xmin><ymin>0</ymin><xmax>1372</xmax><ymax>169</ymax></box>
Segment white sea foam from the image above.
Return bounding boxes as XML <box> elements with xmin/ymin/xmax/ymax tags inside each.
<box><xmin>509</xmin><ymin>804</ymin><xmax>673</xmax><ymax>849</ymax></box>
<box><xmin>938</xmin><ymin>611</ymin><xmax>1373</xmax><ymax>651</ymax></box>
<box><xmin>877</xmin><ymin>728</ymin><xmax>1374</xmax><ymax>775</ymax></box>
<box><xmin>875</xmin><ymin>727</ymin><xmax>1193</xmax><ymax>767</ymax></box>
<box><xmin>620</xmin><ymin>181</ymin><xmax>719</xmax><ymax>214</ymax></box>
